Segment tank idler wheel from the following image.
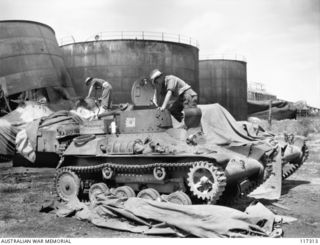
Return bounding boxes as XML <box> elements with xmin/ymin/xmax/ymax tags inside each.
<box><xmin>102</xmin><ymin>167</ymin><xmax>114</xmax><ymax>180</ymax></box>
<box><xmin>167</xmin><ymin>191</ymin><xmax>192</xmax><ymax>205</ymax></box>
<box><xmin>55</xmin><ymin>169</ymin><xmax>80</xmax><ymax>202</ymax></box>
<box><xmin>114</xmin><ymin>186</ymin><xmax>136</xmax><ymax>199</ymax></box>
<box><xmin>137</xmin><ymin>188</ymin><xmax>160</xmax><ymax>201</ymax></box>
<box><xmin>153</xmin><ymin>167</ymin><xmax>166</xmax><ymax>181</ymax></box>
<box><xmin>89</xmin><ymin>183</ymin><xmax>110</xmax><ymax>203</ymax></box>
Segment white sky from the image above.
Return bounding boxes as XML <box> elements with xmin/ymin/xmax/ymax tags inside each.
<box><xmin>1</xmin><ymin>0</ymin><xmax>320</xmax><ymax>107</ymax></box>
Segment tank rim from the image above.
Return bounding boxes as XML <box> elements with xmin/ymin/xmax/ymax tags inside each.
<box><xmin>0</xmin><ymin>20</ymin><xmax>55</xmax><ymax>34</ymax></box>
<box><xmin>199</xmin><ymin>59</ymin><xmax>247</xmax><ymax>64</ymax></box>
<box><xmin>59</xmin><ymin>39</ymin><xmax>199</xmax><ymax>51</ymax></box>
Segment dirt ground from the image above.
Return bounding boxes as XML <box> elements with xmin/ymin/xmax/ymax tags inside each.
<box><xmin>0</xmin><ymin>133</ymin><xmax>319</xmax><ymax>238</ymax></box>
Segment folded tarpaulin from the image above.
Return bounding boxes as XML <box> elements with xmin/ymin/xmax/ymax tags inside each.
<box><xmin>15</xmin><ymin>110</ymin><xmax>83</xmax><ymax>163</ymax></box>
<box><xmin>0</xmin><ymin>102</ymin><xmax>53</xmax><ymax>156</ymax></box>
<box><xmin>0</xmin><ymin>118</ymin><xmax>18</xmax><ymax>156</ymax></box>
<box><xmin>198</xmin><ymin>104</ymin><xmax>266</xmax><ymax>146</ymax></box>
<box><xmin>42</xmin><ymin>194</ymin><xmax>282</xmax><ymax>238</ymax></box>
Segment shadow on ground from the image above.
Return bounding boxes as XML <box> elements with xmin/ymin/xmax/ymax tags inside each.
<box><xmin>281</xmin><ymin>179</ymin><xmax>310</xmax><ymax>195</ymax></box>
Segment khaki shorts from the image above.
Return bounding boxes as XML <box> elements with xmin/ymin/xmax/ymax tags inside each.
<box><xmin>168</xmin><ymin>89</ymin><xmax>198</xmax><ymax>122</ymax></box>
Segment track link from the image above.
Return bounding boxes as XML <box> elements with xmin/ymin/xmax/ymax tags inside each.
<box><xmin>282</xmin><ymin>144</ymin><xmax>309</xmax><ymax>180</ymax></box>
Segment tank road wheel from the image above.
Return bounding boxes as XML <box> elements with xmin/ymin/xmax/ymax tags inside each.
<box><xmin>187</xmin><ymin>161</ymin><xmax>226</xmax><ymax>204</ymax></box>
<box><xmin>89</xmin><ymin>183</ymin><xmax>110</xmax><ymax>203</ymax></box>
<box><xmin>55</xmin><ymin>169</ymin><xmax>80</xmax><ymax>202</ymax></box>
<box><xmin>137</xmin><ymin>188</ymin><xmax>160</xmax><ymax>201</ymax></box>
<box><xmin>102</xmin><ymin>167</ymin><xmax>114</xmax><ymax>180</ymax></box>
<box><xmin>167</xmin><ymin>191</ymin><xmax>192</xmax><ymax>205</ymax></box>
<box><xmin>153</xmin><ymin>167</ymin><xmax>166</xmax><ymax>181</ymax></box>
<box><xmin>114</xmin><ymin>186</ymin><xmax>136</xmax><ymax>199</ymax></box>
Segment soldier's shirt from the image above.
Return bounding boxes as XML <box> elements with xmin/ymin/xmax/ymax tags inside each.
<box><xmin>164</xmin><ymin>75</ymin><xmax>190</xmax><ymax>97</ymax></box>
<box><xmin>91</xmin><ymin>78</ymin><xmax>112</xmax><ymax>90</ymax></box>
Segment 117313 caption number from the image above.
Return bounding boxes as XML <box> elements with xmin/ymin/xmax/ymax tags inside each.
<box><xmin>300</xmin><ymin>239</ymin><xmax>319</xmax><ymax>244</ymax></box>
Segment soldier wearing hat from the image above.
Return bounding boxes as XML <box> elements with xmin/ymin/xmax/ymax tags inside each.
<box><xmin>149</xmin><ymin>69</ymin><xmax>198</xmax><ymax>122</ymax></box>
<box><xmin>85</xmin><ymin>77</ymin><xmax>112</xmax><ymax>110</ymax></box>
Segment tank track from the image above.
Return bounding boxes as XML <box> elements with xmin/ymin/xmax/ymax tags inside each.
<box><xmin>55</xmin><ymin>160</ymin><xmax>226</xmax><ymax>203</ymax></box>
<box><xmin>282</xmin><ymin>144</ymin><xmax>309</xmax><ymax>180</ymax></box>
<box><xmin>282</xmin><ymin>163</ymin><xmax>303</xmax><ymax>180</ymax></box>
<box><xmin>56</xmin><ymin>161</ymin><xmax>195</xmax><ymax>175</ymax></box>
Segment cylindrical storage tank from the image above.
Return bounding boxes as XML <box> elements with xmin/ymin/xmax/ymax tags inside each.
<box><xmin>60</xmin><ymin>39</ymin><xmax>199</xmax><ymax>103</ymax></box>
<box><xmin>199</xmin><ymin>59</ymin><xmax>247</xmax><ymax>120</ymax></box>
<box><xmin>0</xmin><ymin>20</ymin><xmax>75</xmax><ymax>101</ymax></box>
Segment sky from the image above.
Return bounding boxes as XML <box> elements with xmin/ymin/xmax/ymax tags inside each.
<box><xmin>1</xmin><ymin>0</ymin><xmax>320</xmax><ymax>107</ymax></box>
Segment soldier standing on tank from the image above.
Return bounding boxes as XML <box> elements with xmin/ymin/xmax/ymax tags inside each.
<box><xmin>85</xmin><ymin>77</ymin><xmax>112</xmax><ymax>110</ymax></box>
<box><xmin>149</xmin><ymin>69</ymin><xmax>198</xmax><ymax>122</ymax></box>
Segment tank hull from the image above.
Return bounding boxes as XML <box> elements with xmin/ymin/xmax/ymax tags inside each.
<box><xmin>57</xmin><ymin>128</ymin><xmax>267</xmax><ymax>205</ymax></box>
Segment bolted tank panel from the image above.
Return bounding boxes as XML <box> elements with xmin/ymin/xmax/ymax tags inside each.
<box><xmin>199</xmin><ymin>59</ymin><xmax>247</xmax><ymax>120</ymax></box>
<box><xmin>60</xmin><ymin>40</ymin><xmax>199</xmax><ymax>103</ymax></box>
<box><xmin>0</xmin><ymin>20</ymin><xmax>75</xmax><ymax>99</ymax></box>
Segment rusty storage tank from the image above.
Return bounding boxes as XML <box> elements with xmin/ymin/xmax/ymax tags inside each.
<box><xmin>199</xmin><ymin>57</ymin><xmax>247</xmax><ymax>120</ymax></box>
<box><xmin>60</xmin><ymin>32</ymin><xmax>199</xmax><ymax>103</ymax></box>
<box><xmin>0</xmin><ymin>20</ymin><xmax>75</xmax><ymax>102</ymax></box>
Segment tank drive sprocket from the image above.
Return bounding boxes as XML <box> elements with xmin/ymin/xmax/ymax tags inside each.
<box><xmin>55</xmin><ymin>169</ymin><xmax>80</xmax><ymax>202</ymax></box>
<box><xmin>187</xmin><ymin>161</ymin><xmax>226</xmax><ymax>204</ymax></box>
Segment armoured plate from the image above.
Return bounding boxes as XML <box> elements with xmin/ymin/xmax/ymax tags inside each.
<box><xmin>119</xmin><ymin>109</ymin><xmax>172</xmax><ymax>133</ymax></box>
<box><xmin>37</xmin><ymin>130</ymin><xmax>59</xmax><ymax>152</ymax></box>
<box><xmin>63</xmin><ymin>137</ymin><xmax>102</xmax><ymax>156</ymax></box>
<box><xmin>80</xmin><ymin>119</ymin><xmax>111</xmax><ymax>135</ymax></box>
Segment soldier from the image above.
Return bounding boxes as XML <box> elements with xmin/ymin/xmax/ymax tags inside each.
<box><xmin>85</xmin><ymin>77</ymin><xmax>112</xmax><ymax>110</ymax></box>
<box><xmin>149</xmin><ymin>69</ymin><xmax>198</xmax><ymax>122</ymax></box>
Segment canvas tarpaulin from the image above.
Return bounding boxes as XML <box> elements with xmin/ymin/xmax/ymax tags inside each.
<box><xmin>198</xmin><ymin>104</ymin><xmax>266</xmax><ymax>146</ymax></box>
<box><xmin>0</xmin><ymin>102</ymin><xmax>53</xmax><ymax>156</ymax></box>
<box><xmin>41</xmin><ymin>194</ymin><xmax>283</xmax><ymax>238</ymax></box>
<box><xmin>15</xmin><ymin>110</ymin><xmax>83</xmax><ymax>163</ymax></box>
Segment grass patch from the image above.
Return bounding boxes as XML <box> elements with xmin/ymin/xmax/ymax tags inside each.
<box><xmin>0</xmin><ymin>184</ymin><xmax>29</xmax><ymax>193</ymax></box>
<box><xmin>259</xmin><ymin>117</ymin><xmax>320</xmax><ymax>136</ymax></box>
<box><xmin>1</xmin><ymin>212</ymin><xmax>15</xmax><ymax>221</ymax></box>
